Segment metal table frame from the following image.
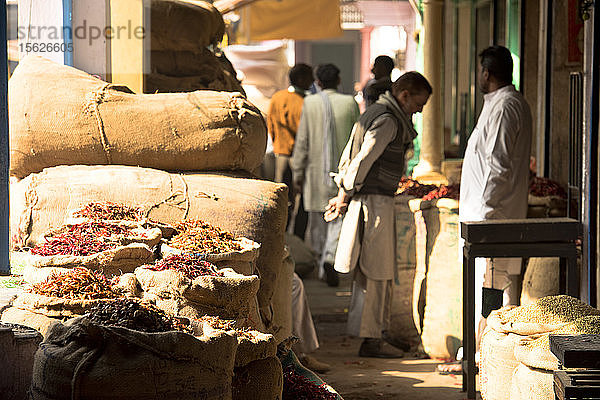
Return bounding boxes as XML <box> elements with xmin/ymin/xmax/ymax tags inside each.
<box><xmin>461</xmin><ymin>218</ymin><xmax>581</xmax><ymax>399</ymax></box>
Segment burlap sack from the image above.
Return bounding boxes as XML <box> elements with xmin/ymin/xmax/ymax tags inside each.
<box><xmin>9</xmin><ymin>56</ymin><xmax>266</xmax><ymax>178</ymax></box>
<box><xmin>149</xmin><ymin>0</ymin><xmax>225</xmax><ymax>51</ymax></box>
<box><xmin>520</xmin><ymin>258</ymin><xmax>559</xmax><ymax>306</ymax></box>
<box><xmin>145</xmin><ymin>71</ymin><xmax>244</xmax><ymax>94</ymax></box>
<box><xmin>10</xmin><ymin>166</ymin><xmax>287</xmax><ymax>331</ymax></box>
<box><xmin>19</xmin><ymin>243</ymin><xmax>155</xmax><ymax>284</ymax></box>
<box><xmin>46</xmin><ymin>222</ymin><xmax>162</xmax><ymax>248</ymax></box>
<box><xmin>232</xmin><ymin>357</ymin><xmax>283</xmax><ymax>400</ymax></box>
<box><xmin>10</xmin><ymin>292</ymin><xmax>119</xmax><ymax>318</ymax></box>
<box><xmin>136</xmin><ymin>266</ymin><xmax>260</xmax><ymax>321</ymax></box>
<box><xmin>479</xmin><ymin>322</ymin><xmax>525</xmax><ymax>400</ymax></box>
<box><xmin>509</xmin><ymin>363</ymin><xmax>553</xmax><ymax>400</ymax></box>
<box><xmin>151</xmin><ymin>49</ymin><xmax>237</xmax><ymax>77</ymax></box>
<box><xmin>30</xmin><ymin>316</ymin><xmax>238</xmax><ymax>400</ymax></box>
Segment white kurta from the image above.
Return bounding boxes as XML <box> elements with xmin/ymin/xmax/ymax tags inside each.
<box><xmin>459</xmin><ymin>84</ymin><xmax>532</xmax><ymax>318</ymax></box>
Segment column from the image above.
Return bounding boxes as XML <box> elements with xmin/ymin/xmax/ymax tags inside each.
<box><xmin>412</xmin><ymin>0</ymin><xmax>446</xmax><ymax>184</ymax></box>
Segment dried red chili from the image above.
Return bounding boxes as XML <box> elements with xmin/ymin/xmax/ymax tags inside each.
<box><xmin>73</xmin><ymin>202</ymin><xmax>143</xmax><ymax>221</ymax></box>
<box><xmin>30</xmin><ymin>222</ymin><xmax>137</xmax><ymax>256</ymax></box>
<box><xmin>146</xmin><ymin>254</ymin><xmax>222</xmax><ymax>279</ymax></box>
<box><xmin>282</xmin><ymin>366</ymin><xmax>337</xmax><ymax>400</ymax></box>
<box><xmin>170</xmin><ymin>219</ymin><xmax>243</xmax><ymax>254</ymax></box>
<box><xmin>28</xmin><ymin>267</ymin><xmax>118</xmax><ymax>300</ymax></box>
<box><xmin>529</xmin><ymin>176</ymin><xmax>567</xmax><ymax>198</ymax></box>
<box><xmin>396</xmin><ymin>177</ymin><xmax>438</xmax><ymax>198</ymax></box>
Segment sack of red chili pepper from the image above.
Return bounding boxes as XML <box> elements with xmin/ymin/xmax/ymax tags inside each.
<box><xmin>198</xmin><ymin>315</ymin><xmax>277</xmax><ymax>368</ymax></box>
<box><xmin>396</xmin><ymin>177</ymin><xmax>439</xmax><ymax>198</ymax></box>
<box><xmin>30</xmin><ymin>311</ymin><xmax>239</xmax><ymax>400</ymax></box>
<box><xmin>135</xmin><ymin>255</ymin><xmax>261</xmax><ymax>324</ymax></box>
<box><xmin>421</xmin><ymin>184</ymin><xmax>460</xmax><ymax>201</ymax></box>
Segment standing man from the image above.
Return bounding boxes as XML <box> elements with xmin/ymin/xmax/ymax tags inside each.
<box><xmin>362</xmin><ymin>55</ymin><xmax>395</xmax><ymax>108</ymax></box>
<box><xmin>267</xmin><ymin>63</ymin><xmax>314</xmax><ymax>238</ymax></box>
<box><xmin>291</xmin><ymin>64</ymin><xmax>360</xmax><ymax>286</ymax></box>
<box><xmin>460</xmin><ymin>45</ymin><xmax>532</xmax><ymax>350</ymax></box>
<box><xmin>328</xmin><ymin>72</ymin><xmax>431</xmax><ymax>357</ymax></box>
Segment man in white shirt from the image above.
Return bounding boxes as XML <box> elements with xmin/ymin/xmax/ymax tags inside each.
<box><xmin>327</xmin><ymin>72</ymin><xmax>431</xmax><ymax>357</ymax></box>
<box><xmin>459</xmin><ymin>45</ymin><xmax>532</xmax><ymax>354</ymax></box>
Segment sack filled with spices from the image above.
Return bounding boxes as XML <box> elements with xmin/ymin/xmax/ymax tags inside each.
<box><xmin>10</xmin><ymin>166</ymin><xmax>288</xmax><ymax>334</ymax></box>
<box><xmin>136</xmin><ymin>255</ymin><xmax>260</xmax><ymax>323</ymax></box>
<box><xmin>30</xmin><ymin>299</ymin><xmax>238</xmax><ymax>400</ymax></box>
<box><xmin>198</xmin><ymin>315</ymin><xmax>277</xmax><ymax>367</ymax></box>
<box><xmin>0</xmin><ymin>306</ymin><xmax>59</xmax><ymax>337</ymax></box>
<box><xmin>9</xmin><ymin>56</ymin><xmax>267</xmax><ymax>179</ymax></box>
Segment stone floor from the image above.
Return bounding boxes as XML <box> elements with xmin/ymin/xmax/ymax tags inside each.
<box><xmin>302</xmin><ymin>272</ymin><xmax>476</xmax><ymax>400</ymax></box>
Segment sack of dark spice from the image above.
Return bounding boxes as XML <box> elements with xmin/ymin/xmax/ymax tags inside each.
<box><xmin>29</xmin><ymin>309</ymin><xmax>238</xmax><ymax>400</ymax></box>
<box><xmin>136</xmin><ymin>255</ymin><xmax>261</xmax><ymax>327</ymax></box>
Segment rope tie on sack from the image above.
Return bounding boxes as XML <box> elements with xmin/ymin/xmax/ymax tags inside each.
<box><xmin>144</xmin><ymin>174</ymin><xmax>191</xmax><ymax>221</ymax></box>
<box><xmin>88</xmin><ymin>84</ymin><xmax>113</xmax><ymax>165</ymax></box>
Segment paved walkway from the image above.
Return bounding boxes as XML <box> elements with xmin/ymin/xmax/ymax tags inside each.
<box><xmin>303</xmin><ymin>272</ymin><xmax>472</xmax><ymax>400</ymax></box>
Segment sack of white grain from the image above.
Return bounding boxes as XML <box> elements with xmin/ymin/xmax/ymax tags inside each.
<box><xmin>479</xmin><ymin>307</ymin><xmax>526</xmax><ymax>400</ymax></box>
<box><xmin>10</xmin><ymin>166</ymin><xmax>287</xmax><ymax>332</ymax></box>
<box><xmin>418</xmin><ymin>198</ymin><xmax>463</xmax><ymax>359</ymax></box>
<box><xmin>149</xmin><ymin>0</ymin><xmax>225</xmax><ymax>52</ymax></box>
<box><xmin>520</xmin><ymin>258</ymin><xmax>559</xmax><ymax>306</ymax></box>
<box><xmin>9</xmin><ymin>56</ymin><xmax>266</xmax><ymax>178</ymax></box>
<box><xmin>29</xmin><ymin>311</ymin><xmax>238</xmax><ymax>400</ymax></box>
<box><xmin>135</xmin><ymin>263</ymin><xmax>260</xmax><ymax>321</ymax></box>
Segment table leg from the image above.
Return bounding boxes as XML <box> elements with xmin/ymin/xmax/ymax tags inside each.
<box><xmin>463</xmin><ymin>250</ymin><xmax>476</xmax><ymax>399</ymax></box>
<box><xmin>567</xmin><ymin>252</ymin><xmax>579</xmax><ymax>298</ymax></box>
<box><xmin>559</xmin><ymin>257</ymin><xmax>566</xmax><ymax>294</ymax></box>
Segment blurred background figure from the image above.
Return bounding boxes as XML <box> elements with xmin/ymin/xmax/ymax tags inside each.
<box><xmin>362</xmin><ymin>55</ymin><xmax>395</xmax><ymax>108</ymax></box>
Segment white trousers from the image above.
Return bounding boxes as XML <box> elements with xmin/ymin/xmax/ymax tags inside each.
<box><xmin>291</xmin><ymin>273</ymin><xmax>319</xmax><ymax>354</ymax></box>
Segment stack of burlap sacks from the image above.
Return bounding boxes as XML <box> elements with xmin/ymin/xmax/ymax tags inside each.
<box><xmin>145</xmin><ymin>0</ymin><xmax>244</xmax><ymax>94</ymax></box>
<box><xmin>480</xmin><ymin>295</ymin><xmax>600</xmax><ymax>400</ymax></box>
<box><xmin>5</xmin><ymin>21</ymin><xmax>291</xmax><ymax>398</ymax></box>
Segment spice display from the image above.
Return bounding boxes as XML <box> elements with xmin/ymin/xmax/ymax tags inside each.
<box><xmin>501</xmin><ymin>295</ymin><xmax>600</xmax><ymax>325</ymax></box>
<box><xmin>422</xmin><ymin>184</ymin><xmax>460</xmax><ymax>201</ymax></box>
<box><xmin>396</xmin><ymin>177</ymin><xmax>438</xmax><ymax>198</ymax></box>
<box><xmin>28</xmin><ymin>267</ymin><xmax>118</xmax><ymax>300</ymax></box>
<box><xmin>170</xmin><ymin>219</ymin><xmax>243</xmax><ymax>254</ymax></box>
<box><xmin>147</xmin><ymin>254</ymin><xmax>222</xmax><ymax>279</ymax></box>
<box><xmin>73</xmin><ymin>202</ymin><xmax>144</xmax><ymax>221</ymax></box>
<box><xmin>30</xmin><ymin>222</ymin><xmax>137</xmax><ymax>256</ymax></box>
<box><xmin>529</xmin><ymin>176</ymin><xmax>567</xmax><ymax>198</ymax></box>
<box><xmin>199</xmin><ymin>315</ymin><xmax>254</xmax><ymax>339</ymax></box>
<box><xmin>86</xmin><ymin>298</ymin><xmax>192</xmax><ymax>333</ymax></box>
<box><xmin>282</xmin><ymin>366</ymin><xmax>337</xmax><ymax>400</ymax></box>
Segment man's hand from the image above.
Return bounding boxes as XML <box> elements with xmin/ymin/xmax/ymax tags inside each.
<box><xmin>323</xmin><ymin>189</ymin><xmax>351</xmax><ymax>222</ymax></box>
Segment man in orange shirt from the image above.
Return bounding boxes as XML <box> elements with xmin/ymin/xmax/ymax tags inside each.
<box><xmin>267</xmin><ymin>63</ymin><xmax>314</xmax><ymax>236</ymax></box>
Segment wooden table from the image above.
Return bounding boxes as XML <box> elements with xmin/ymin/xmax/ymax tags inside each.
<box><xmin>461</xmin><ymin>218</ymin><xmax>581</xmax><ymax>399</ymax></box>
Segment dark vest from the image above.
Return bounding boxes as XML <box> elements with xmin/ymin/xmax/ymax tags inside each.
<box><xmin>350</xmin><ymin>102</ymin><xmax>413</xmax><ymax>196</ymax></box>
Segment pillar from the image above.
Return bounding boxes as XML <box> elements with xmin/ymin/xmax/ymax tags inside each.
<box><xmin>412</xmin><ymin>0</ymin><xmax>446</xmax><ymax>184</ymax></box>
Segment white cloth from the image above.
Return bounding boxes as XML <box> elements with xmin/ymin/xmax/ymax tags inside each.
<box><xmin>290</xmin><ymin>89</ymin><xmax>359</xmax><ymax>212</ymax></box>
<box><xmin>459</xmin><ymin>84</ymin><xmax>532</xmax><ymax>321</ymax></box>
<box><xmin>291</xmin><ymin>273</ymin><xmax>319</xmax><ymax>354</ymax></box>
<box><xmin>307</xmin><ymin>212</ymin><xmax>344</xmax><ymax>278</ymax></box>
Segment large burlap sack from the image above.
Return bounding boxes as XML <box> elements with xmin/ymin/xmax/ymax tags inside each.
<box><xmin>513</xmin><ymin>315</ymin><xmax>600</xmax><ymax>371</ymax></box>
<box><xmin>145</xmin><ymin>71</ymin><xmax>244</xmax><ymax>94</ymax></box>
<box><xmin>9</xmin><ymin>56</ymin><xmax>267</xmax><ymax>178</ymax></box>
<box><xmin>520</xmin><ymin>258</ymin><xmax>559</xmax><ymax>306</ymax></box>
<box><xmin>19</xmin><ymin>243</ymin><xmax>155</xmax><ymax>284</ymax></box>
<box><xmin>269</xmin><ymin>247</ymin><xmax>294</xmax><ymax>344</ymax></box>
<box><xmin>150</xmin><ymin>0</ymin><xmax>225</xmax><ymax>51</ymax></box>
<box><xmin>479</xmin><ymin>321</ymin><xmax>525</xmax><ymax>400</ymax></box>
<box><xmin>135</xmin><ymin>266</ymin><xmax>260</xmax><ymax>321</ymax></box>
<box><xmin>232</xmin><ymin>357</ymin><xmax>283</xmax><ymax>400</ymax></box>
<box><xmin>509</xmin><ymin>363</ymin><xmax>553</xmax><ymax>400</ymax></box>
<box><xmin>487</xmin><ymin>295</ymin><xmax>600</xmax><ymax>335</ymax></box>
<box><xmin>388</xmin><ymin>196</ymin><xmax>420</xmax><ymax>349</ymax></box>
<box><xmin>409</xmin><ymin>198</ymin><xmax>430</xmax><ymax>335</ymax></box>
<box><xmin>10</xmin><ymin>166</ymin><xmax>287</xmax><ymax>331</ymax></box>
<box><xmin>30</xmin><ymin>316</ymin><xmax>238</xmax><ymax>400</ymax></box>
<box><xmin>419</xmin><ymin>199</ymin><xmax>462</xmax><ymax>359</ymax></box>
